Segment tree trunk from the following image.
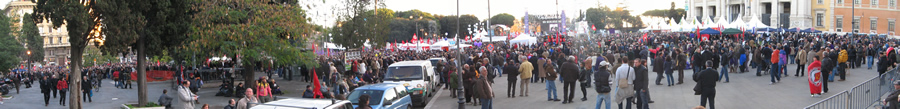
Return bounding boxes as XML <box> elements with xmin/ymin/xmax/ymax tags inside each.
<box><xmin>70</xmin><ymin>46</ymin><xmax>84</xmax><ymax>109</ymax></box>
<box><xmin>137</xmin><ymin>37</ymin><xmax>148</xmax><ymax>106</ymax></box>
<box><xmin>243</xmin><ymin>58</ymin><xmax>256</xmax><ymax>91</ymax></box>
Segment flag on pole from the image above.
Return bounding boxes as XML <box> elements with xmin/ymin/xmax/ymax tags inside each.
<box><xmin>312</xmin><ymin>69</ymin><xmax>324</xmax><ymax>98</ymax></box>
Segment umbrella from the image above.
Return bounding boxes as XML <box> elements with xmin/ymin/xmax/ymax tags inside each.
<box><xmin>721</xmin><ymin>28</ymin><xmax>743</xmax><ymax>35</ymax></box>
<box><xmin>698</xmin><ymin>28</ymin><xmax>721</xmax><ymax>35</ymax></box>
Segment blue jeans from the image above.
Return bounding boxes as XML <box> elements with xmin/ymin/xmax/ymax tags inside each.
<box><xmin>665</xmin><ymin>73</ymin><xmax>674</xmax><ymax>85</ymax></box>
<box><xmin>596</xmin><ymin>93</ymin><xmax>612</xmax><ymax>109</ymax></box>
<box><xmin>480</xmin><ymin>98</ymin><xmax>492</xmax><ymax>109</ymax></box>
<box><xmin>635</xmin><ymin>89</ymin><xmax>649</xmax><ymax>109</ymax></box>
<box><xmin>494</xmin><ymin>65</ymin><xmax>502</xmax><ymax>77</ymax></box>
<box><xmin>719</xmin><ymin>65</ymin><xmax>729</xmax><ymax>82</ymax></box>
<box><xmin>789</xmin><ymin>55</ymin><xmax>795</xmax><ymax>64</ymax></box>
<box><xmin>547</xmin><ymin>80</ymin><xmax>558</xmax><ymax>100</ymax></box>
<box><xmin>782</xmin><ymin>64</ymin><xmax>788</xmax><ymax>76</ymax></box>
<box><xmin>770</xmin><ymin>64</ymin><xmax>781</xmax><ymax>82</ymax></box>
<box><xmin>868</xmin><ymin>56</ymin><xmax>874</xmax><ymax>69</ymax></box>
<box><xmin>829</xmin><ymin>67</ymin><xmax>837</xmax><ymax>81</ymax></box>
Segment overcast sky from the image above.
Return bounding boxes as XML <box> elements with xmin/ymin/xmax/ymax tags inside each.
<box><xmin>0</xmin><ymin>0</ymin><xmax>686</xmax><ymax>27</ymax></box>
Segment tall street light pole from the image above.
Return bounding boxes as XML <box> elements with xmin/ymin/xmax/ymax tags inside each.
<box><xmin>456</xmin><ymin>0</ymin><xmax>465</xmax><ymax>108</ymax></box>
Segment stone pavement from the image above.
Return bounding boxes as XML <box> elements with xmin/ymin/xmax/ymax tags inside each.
<box><xmin>0</xmin><ymin>72</ymin><xmax>312</xmax><ymax>109</ymax></box>
<box><xmin>427</xmin><ymin>63</ymin><xmax>881</xmax><ymax>109</ymax></box>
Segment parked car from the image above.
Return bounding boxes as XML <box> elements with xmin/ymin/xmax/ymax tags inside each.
<box><xmin>348</xmin><ymin>83</ymin><xmax>412</xmax><ymax>109</ymax></box>
<box><xmin>250</xmin><ymin>98</ymin><xmax>353</xmax><ymax>109</ymax></box>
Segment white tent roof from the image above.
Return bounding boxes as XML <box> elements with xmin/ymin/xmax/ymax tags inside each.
<box><xmin>323</xmin><ymin>42</ymin><xmax>345</xmax><ymax>50</ymax></box>
<box><xmin>509</xmin><ymin>34</ymin><xmax>537</xmax><ymax>45</ymax></box>
<box><xmin>728</xmin><ymin>17</ymin><xmax>747</xmax><ymax>29</ymax></box>
<box><xmin>715</xmin><ymin>17</ymin><xmax>730</xmax><ymax>28</ymax></box>
<box><xmin>480</xmin><ymin>36</ymin><xmax>508</xmax><ymax>42</ymax></box>
<box><xmin>747</xmin><ymin>17</ymin><xmax>769</xmax><ymax>28</ymax></box>
<box><xmin>703</xmin><ymin>16</ymin><xmax>718</xmax><ymax>28</ymax></box>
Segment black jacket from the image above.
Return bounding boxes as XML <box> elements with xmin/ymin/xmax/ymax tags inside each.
<box><xmin>82</xmin><ymin>79</ymin><xmax>92</xmax><ymax>90</ymax></box>
<box><xmin>822</xmin><ymin>58</ymin><xmax>834</xmax><ymax>72</ymax></box>
<box><xmin>504</xmin><ymin>64</ymin><xmax>519</xmax><ymax>81</ymax></box>
<box><xmin>887</xmin><ymin>90</ymin><xmax>900</xmax><ymax>109</ymax></box>
<box><xmin>40</xmin><ymin>79</ymin><xmax>51</xmax><ymax>93</ymax></box>
<box><xmin>594</xmin><ymin>66</ymin><xmax>611</xmax><ymax>93</ymax></box>
<box><xmin>633</xmin><ymin>65</ymin><xmax>649</xmax><ymax>91</ymax></box>
<box><xmin>561</xmin><ymin>61</ymin><xmax>580</xmax><ymax>82</ymax></box>
<box><xmin>694</xmin><ymin>68</ymin><xmax>719</xmax><ymax>93</ymax></box>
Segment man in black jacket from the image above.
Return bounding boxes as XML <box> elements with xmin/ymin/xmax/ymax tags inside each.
<box><xmin>40</xmin><ymin>76</ymin><xmax>51</xmax><ymax>106</ymax></box>
<box><xmin>593</xmin><ymin>60</ymin><xmax>612</xmax><ymax>109</ymax></box>
<box><xmin>886</xmin><ymin>80</ymin><xmax>900</xmax><ymax>109</ymax></box>
<box><xmin>561</xmin><ymin>56</ymin><xmax>580</xmax><ymax>104</ymax></box>
<box><xmin>82</xmin><ymin>76</ymin><xmax>93</xmax><ymax>102</ymax></box>
<box><xmin>695</xmin><ymin>61</ymin><xmax>719</xmax><ymax>109</ymax></box>
<box><xmin>504</xmin><ymin>60</ymin><xmax>519</xmax><ymax>98</ymax></box>
<box><xmin>633</xmin><ymin>59</ymin><xmax>650</xmax><ymax>109</ymax></box>
<box><xmin>821</xmin><ymin>48</ymin><xmax>834</xmax><ymax>94</ymax></box>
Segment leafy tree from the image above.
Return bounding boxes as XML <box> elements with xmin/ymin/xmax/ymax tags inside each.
<box><xmin>92</xmin><ymin>0</ymin><xmax>193</xmax><ymax>106</ymax></box>
<box><xmin>333</xmin><ymin>8</ymin><xmax>393</xmax><ymax>48</ymax></box>
<box><xmin>0</xmin><ymin>11</ymin><xmax>23</xmax><ymax>71</ymax></box>
<box><xmin>640</xmin><ymin>2</ymin><xmax>685</xmax><ymax>23</ymax></box>
<box><xmin>586</xmin><ymin>6</ymin><xmax>644</xmax><ymax>31</ymax></box>
<box><xmin>21</xmin><ymin>13</ymin><xmax>43</xmax><ymax>62</ymax></box>
<box><xmin>32</xmin><ymin>0</ymin><xmax>102</xmax><ymax>107</ymax></box>
<box><xmin>395</xmin><ymin>9</ymin><xmax>436</xmax><ymax>20</ymax></box>
<box><xmin>490</xmin><ymin>13</ymin><xmax>515</xmax><ymax>27</ymax></box>
<box><xmin>186</xmin><ymin>0</ymin><xmax>317</xmax><ymax>90</ymax></box>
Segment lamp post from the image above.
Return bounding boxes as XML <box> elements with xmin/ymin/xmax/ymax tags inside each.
<box><xmin>456</xmin><ymin>0</ymin><xmax>465</xmax><ymax>108</ymax></box>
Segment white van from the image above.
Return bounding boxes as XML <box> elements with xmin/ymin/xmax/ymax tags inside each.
<box><xmin>383</xmin><ymin>60</ymin><xmax>438</xmax><ymax>107</ymax></box>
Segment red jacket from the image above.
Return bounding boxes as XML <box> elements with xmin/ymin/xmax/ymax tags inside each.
<box><xmin>57</xmin><ymin>80</ymin><xmax>68</xmax><ymax>89</ymax></box>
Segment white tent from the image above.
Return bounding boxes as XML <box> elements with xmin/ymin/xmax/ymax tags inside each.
<box><xmin>703</xmin><ymin>16</ymin><xmax>718</xmax><ymax>28</ymax></box>
<box><xmin>480</xmin><ymin>36</ymin><xmax>508</xmax><ymax>42</ymax></box>
<box><xmin>323</xmin><ymin>42</ymin><xmax>346</xmax><ymax>50</ymax></box>
<box><xmin>715</xmin><ymin>17</ymin><xmax>730</xmax><ymax>28</ymax></box>
<box><xmin>747</xmin><ymin>17</ymin><xmax>769</xmax><ymax>28</ymax></box>
<box><xmin>728</xmin><ymin>17</ymin><xmax>748</xmax><ymax>29</ymax></box>
<box><xmin>509</xmin><ymin>34</ymin><xmax>537</xmax><ymax>45</ymax></box>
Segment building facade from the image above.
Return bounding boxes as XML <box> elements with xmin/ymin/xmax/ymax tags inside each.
<box><xmin>687</xmin><ymin>0</ymin><xmax>812</xmax><ymax>29</ymax></box>
<box><xmin>4</xmin><ymin>0</ymin><xmax>71</xmax><ymax>65</ymax></box>
<box><xmin>813</xmin><ymin>0</ymin><xmax>835</xmax><ymax>31</ymax></box>
<box><xmin>832</xmin><ymin>0</ymin><xmax>899</xmax><ymax>35</ymax></box>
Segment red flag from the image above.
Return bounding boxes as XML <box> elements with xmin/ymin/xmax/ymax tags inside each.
<box><xmin>807</xmin><ymin>60</ymin><xmax>823</xmax><ymax>94</ymax></box>
<box><xmin>312</xmin><ymin>69</ymin><xmax>323</xmax><ymax>98</ymax></box>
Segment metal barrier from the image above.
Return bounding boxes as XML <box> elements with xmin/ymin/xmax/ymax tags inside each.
<box><xmin>804</xmin><ymin>68</ymin><xmax>900</xmax><ymax>109</ymax></box>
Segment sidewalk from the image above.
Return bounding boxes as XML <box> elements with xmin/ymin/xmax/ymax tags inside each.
<box><xmin>427</xmin><ymin>64</ymin><xmax>881</xmax><ymax>109</ymax></box>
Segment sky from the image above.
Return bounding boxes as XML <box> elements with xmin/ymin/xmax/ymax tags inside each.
<box><xmin>0</xmin><ymin>0</ymin><xmax>687</xmax><ymax>27</ymax></box>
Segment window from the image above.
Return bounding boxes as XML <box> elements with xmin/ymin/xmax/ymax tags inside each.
<box><xmin>383</xmin><ymin>89</ymin><xmax>398</xmax><ymax>103</ymax></box>
<box><xmin>891</xmin><ymin>0</ymin><xmax>896</xmax><ymax>7</ymax></box>
<box><xmin>839</xmin><ymin>0</ymin><xmax>844</xmax><ymax>4</ymax></box>
<box><xmin>873</xmin><ymin>0</ymin><xmax>880</xmax><ymax>6</ymax></box>
<box><xmin>49</xmin><ymin>37</ymin><xmax>53</xmax><ymax>44</ymax></box>
<box><xmin>816</xmin><ymin>13</ymin><xmax>824</xmax><ymax>26</ymax></box>
<box><xmin>890</xmin><ymin>21</ymin><xmax>895</xmax><ymax>32</ymax></box>
<box><xmin>58</xmin><ymin>37</ymin><xmax>62</xmax><ymax>44</ymax></box>
<box><xmin>853</xmin><ymin>17</ymin><xmax>860</xmax><ymax>30</ymax></box>
<box><xmin>837</xmin><ymin>17</ymin><xmax>844</xmax><ymax>28</ymax></box>
<box><xmin>819</xmin><ymin>0</ymin><xmax>824</xmax><ymax>4</ymax></box>
<box><xmin>871</xmin><ymin>18</ymin><xmax>878</xmax><ymax>30</ymax></box>
<box><xmin>855</xmin><ymin>0</ymin><xmax>861</xmax><ymax>4</ymax></box>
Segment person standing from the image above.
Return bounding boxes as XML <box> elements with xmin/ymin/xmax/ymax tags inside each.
<box><xmin>256</xmin><ymin>77</ymin><xmax>273</xmax><ymax>103</ymax></box>
<box><xmin>475</xmin><ymin>67</ymin><xmax>494</xmax><ymax>109</ymax></box>
<box><xmin>538</xmin><ymin>53</ymin><xmax>548</xmax><ymax>83</ymax></box>
<box><xmin>518</xmin><ymin>56</ymin><xmax>533</xmax><ymax>97</ymax></box>
<box><xmin>695</xmin><ymin>61</ymin><xmax>719</xmax><ymax>109</ymax></box>
<box><xmin>82</xmin><ymin>76</ymin><xmax>93</xmax><ymax>102</ymax></box>
<box><xmin>615</xmin><ymin>58</ymin><xmax>636</xmax><ymax>109</ymax></box>
<box><xmin>236</xmin><ymin>88</ymin><xmax>259</xmax><ymax>109</ymax></box>
<box><xmin>770</xmin><ymin>47</ymin><xmax>782</xmax><ymax>84</ymax></box>
<box><xmin>594</xmin><ymin>60</ymin><xmax>613</xmax><ymax>109</ymax></box>
<box><xmin>675</xmin><ymin>49</ymin><xmax>686</xmax><ymax>84</ymax></box>
<box><xmin>579</xmin><ymin>59</ymin><xmax>593</xmax><ymax>101</ymax></box>
<box><xmin>57</xmin><ymin>78</ymin><xmax>68</xmax><ymax>106</ymax></box>
<box><xmin>543</xmin><ymin>58</ymin><xmax>560</xmax><ymax>102</ymax></box>
<box><xmin>807</xmin><ymin>56</ymin><xmax>823</xmax><ymax>97</ymax></box>
<box><xmin>633</xmin><ymin>59</ymin><xmax>650</xmax><ymax>109</ymax></box>
<box><xmin>49</xmin><ymin>75</ymin><xmax>57</xmax><ymax>98</ymax></box>
<box><xmin>718</xmin><ymin>48</ymin><xmax>730</xmax><ymax>83</ymax></box>
<box><xmin>561</xmin><ymin>56</ymin><xmax>580</xmax><ymax>104</ymax></box>
<box><xmin>178</xmin><ymin>81</ymin><xmax>198</xmax><ymax>109</ymax></box>
<box><xmin>821</xmin><ymin>48</ymin><xmax>834</xmax><ymax>93</ymax></box>
<box><xmin>838</xmin><ymin>47</ymin><xmax>849</xmax><ymax>81</ymax></box>
<box><xmin>40</xmin><ymin>76</ymin><xmax>51</xmax><ymax>106</ymax></box>
<box><xmin>653</xmin><ymin>51</ymin><xmax>665</xmax><ymax>85</ymax></box>
<box><xmin>504</xmin><ymin>60</ymin><xmax>519</xmax><ymax>98</ymax></box>
<box><xmin>159</xmin><ymin>89</ymin><xmax>173</xmax><ymax>109</ymax></box>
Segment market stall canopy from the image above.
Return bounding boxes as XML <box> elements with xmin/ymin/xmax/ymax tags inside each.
<box><xmin>703</xmin><ymin>16</ymin><xmax>718</xmax><ymax>28</ymax></box>
<box><xmin>714</xmin><ymin>17</ymin><xmax>730</xmax><ymax>28</ymax></box>
<box><xmin>509</xmin><ymin>34</ymin><xmax>537</xmax><ymax>45</ymax></box>
<box><xmin>698</xmin><ymin>28</ymin><xmax>721</xmax><ymax>35</ymax></box>
<box><xmin>480</xmin><ymin>36</ymin><xmax>508</xmax><ymax>42</ymax></box>
<box><xmin>324</xmin><ymin>42</ymin><xmax>346</xmax><ymax>50</ymax></box>
<box><xmin>728</xmin><ymin>17</ymin><xmax>747</xmax><ymax>29</ymax></box>
<box><xmin>721</xmin><ymin>28</ymin><xmax>743</xmax><ymax>35</ymax></box>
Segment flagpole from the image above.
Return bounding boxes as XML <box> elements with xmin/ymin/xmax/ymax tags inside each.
<box><xmin>456</xmin><ymin>0</ymin><xmax>465</xmax><ymax>108</ymax></box>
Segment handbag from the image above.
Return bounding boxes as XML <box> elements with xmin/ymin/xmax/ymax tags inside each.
<box><xmin>617</xmin><ymin>68</ymin><xmax>631</xmax><ymax>88</ymax></box>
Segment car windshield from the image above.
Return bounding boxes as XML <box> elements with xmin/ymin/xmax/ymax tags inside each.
<box><xmin>429</xmin><ymin>60</ymin><xmax>440</xmax><ymax>67</ymax></box>
<box><xmin>348</xmin><ymin>90</ymin><xmax>384</xmax><ymax>105</ymax></box>
<box><xmin>385</xmin><ymin>66</ymin><xmax>424</xmax><ymax>80</ymax></box>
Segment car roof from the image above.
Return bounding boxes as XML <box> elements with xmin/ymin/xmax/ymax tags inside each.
<box><xmin>427</xmin><ymin>58</ymin><xmax>445</xmax><ymax>60</ymax></box>
<box><xmin>388</xmin><ymin>60</ymin><xmax>431</xmax><ymax>67</ymax></box>
<box><xmin>354</xmin><ymin>83</ymin><xmax>404</xmax><ymax>90</ymax></box>
<box><xmin>250</xmin><ymin>98</ymin><xmax>349</xmax><ymax>109</ymax></box>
